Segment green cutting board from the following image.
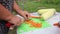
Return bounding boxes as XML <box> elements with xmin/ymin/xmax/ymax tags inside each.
<box><xmin>17</xmin><ymin>18</ymin><xmax>51</xmax><ymax>34</ymax></box>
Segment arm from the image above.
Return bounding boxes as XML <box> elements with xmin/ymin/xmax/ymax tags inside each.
<box><xmin>0</xmin><ymin>4</ymin><xmax>23</xmax><ymax>26</ymax></box>
<box><xmin>13</xmin><ymin>1</ymin><xmax>23</xmax><ymax>14</ymax></box>
<box><xmin>0</xmin><ymin>4</ymin><xmax>14</xmax><ymax>21</ymax></box>
<box><xmin>13</xmin><ymin>1</ymin><xmax>30</xmax><ymax>20</ymax></box>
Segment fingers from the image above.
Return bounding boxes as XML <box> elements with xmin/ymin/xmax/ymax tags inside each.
<box><xmin>24</xmin><ymin>14</ymin><xmax>30</xmax><ymax>20</ymax></box>
<box><xmin>15</xmin><ymin>19</ymin><xmax>24</xmax><ymax>26</ymax></box>
<box><xmin>27</xmin><ymin>13</ymin><xmax>31</xmax><ymax>19</ymax></box>
<box><xmin>24</xmin><ymin>11</ymin><xmax>31</xmax><ymax>20</ymax></box>
<box><xmin>8</xmin><ymin>16</ymin><xmax>24</xmax><ymax>26</ymax></box>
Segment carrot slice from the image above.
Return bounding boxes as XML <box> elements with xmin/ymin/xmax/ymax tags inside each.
<box><xmin>30</xmin><ymin>26</ymin><xmax>34</xmax><ymax>28</ymax></box>
<box><xmin>35</xmin><ymin>23</ymin><xmax>42</xmax><ymax>28</ymax></box>
<box><xmin>31</xmin><ymin>21</ymin><xmax>42</xmax><ymax>28</ymax></box>
<box><xmin>25</xmin><ymin>20</ymin><xmax>42</xmax><ymax>28</ymax></box>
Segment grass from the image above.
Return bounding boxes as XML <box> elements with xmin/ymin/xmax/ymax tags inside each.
<box><xmin>16</xmin><ymin>0</ymin><xmax>60</xmax><ymax>13</ymax></box>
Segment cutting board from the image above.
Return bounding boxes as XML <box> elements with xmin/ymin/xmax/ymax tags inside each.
<box><xmin>17</xmin><ymin>17</ymin><xmax>51</xmax><ymax>34</ymax></box>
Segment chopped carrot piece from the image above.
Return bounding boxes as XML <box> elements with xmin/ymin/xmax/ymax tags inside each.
<box><xmin>30</xmin><ymin>26</ymin><xmax>34</xmax><ymax>28</ymax></box>
<box><xmin>25</xmin><ymin>20</ymin><xmax>42</xmax><ymax>28</ymax></box>
<box><xmin>26</xmin><ymin>22</ymin><xmax>30</xmax><ymax>24</ymax></box>
<box><xmin>31</xmin><ymin>22</ymin><xmax>42</xmax><ymax>28</ymax></box>
<box><xmin>35</xmin><ymin>23</ymin><xmax>42</xmax><ymax>28</ymax></box>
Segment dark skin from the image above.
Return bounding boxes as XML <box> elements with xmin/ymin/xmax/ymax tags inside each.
<box><xmin>0</xmin><ymin>0</ymin><xmax>30</xmax><ymax>26</ymax></box>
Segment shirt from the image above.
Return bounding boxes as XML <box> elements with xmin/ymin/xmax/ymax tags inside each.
<box><xmin>0</xmin><ymin>0</ymin><xmax>14</xmax><ymax>27</ymax></box>
<box><xmin>0</xmin><ymin>0</ymin><xmax>14</xmax><ymax>12</ymax></box>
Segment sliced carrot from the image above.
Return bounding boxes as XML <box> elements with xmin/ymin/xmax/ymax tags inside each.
<box><xmin>25</xmin><ymin>20</ymin><xmax>31</xmax><ymax>22</ymax></box>
<box><xmin>25</xmin><ymin>20</ymin><xmax>32</xmax><ymax>24</ymax></box>
<box><xmin>35</xmin><ymin>23</ymin><xmax>42</xmax><ymax>28</ymax></box>
<box><xmin>25</xmin><ymin>20</ymin><xmax>42</xmax><ymax>28</ymax></box>
<box><xmin>30</xmin><ymin>25</ymin><xmax>34</xmax><ymax>28</ymax></box>
<box><xmin>31</xmin><ymin>21</ymin><xmax>42</xmax><ymax>28</ymax></box>
<box><xmin>26</xmin><ymin>22</ymin><xmax>30</xmax><ymax>24</ymax></box>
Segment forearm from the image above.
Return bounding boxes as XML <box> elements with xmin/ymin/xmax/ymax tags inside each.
<box><xmin>0</xmin><ymin>4</ymin><xmax>14</xmax><ymax>21</ymax></box>
<box><xmin>13</xmin><ymin>1</ymin><xmax>23</xmax><ymax>14</ymax></box>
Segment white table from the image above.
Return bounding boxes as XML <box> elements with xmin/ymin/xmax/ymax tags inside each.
<box><xmin>17</xmin><ymin>12</ymin><xmax>60</xmax><ymax>34</ymax></box>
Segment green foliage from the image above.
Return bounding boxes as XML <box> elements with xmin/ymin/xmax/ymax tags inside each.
<box><xmin>16</xmin><ymin>0</ymin><xmax>60</xmax><ymax>12</ymax></box>
<box><xmin>40</xmin><ymin>0</ymin><xmax>60</xmax><ymax>4</ymax></box>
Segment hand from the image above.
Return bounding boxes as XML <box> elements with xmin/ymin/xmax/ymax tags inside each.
<box><xmin>53</xmin><ymin>22</ymin><xmax>60</xmax><ymax>28</ymax></box>
<box><xmin>8</xmin><ymin>16</ymin><xmax>24</xmax><ymax>26</ymax></box>
<box><xmin>20</xmin><ymin>11</ymin><xmax>30</xmax><ymax>20</ymax></box>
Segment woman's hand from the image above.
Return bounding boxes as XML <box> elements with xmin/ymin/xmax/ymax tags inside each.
<box><xmin>8</xmin><ymin>16</ymin><xmax>24</xmax><ymax>26</ymax></box>
<box><xmin>19</xmin><ymin>11</ymin><xmax>30</xmax><ymax>20</ymax></box>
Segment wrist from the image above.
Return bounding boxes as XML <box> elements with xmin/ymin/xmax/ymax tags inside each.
<box><xmin>5</xmin><ymin>15</ymin><xmax>14</xmax><ymax>21</ymax></box>
<box><xmin>16</xmin><ymin>9</ymin><xmax>23</xmax><ymax>14</ymax></box>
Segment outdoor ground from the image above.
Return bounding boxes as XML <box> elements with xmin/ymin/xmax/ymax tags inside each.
<box><xmin>8</xmin><ymin>0</ymin><xmax>60</xmax><ymax>34</ymax></box>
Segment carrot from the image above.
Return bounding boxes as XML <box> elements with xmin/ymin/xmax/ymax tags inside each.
<box><xmin>30</xmin><ymin>21</ymin><xmax>42</xmax><ymax>28</ymax></box>
<box><xmin>35</xmin><ymin>23</ymin><xmax>42</xmax><ymax>28</ymax></box>
<box><xmin>31</xmin><ymin>16</ymin><xmax>41</xmax><ymax>18</ymax></box>
<box><xmin>25</xmin><ymin>20</ymin><xmax>31</xmax><ymax>24</ymax></box>
<box><xmin>25</xmin><ymin>20</ymin><xmax>42</xmax><ymax>28</ymax></box>
<box><xmin>33</xmin><ymin>23</ymin><xmax>41</xmax><ymax>28</ymax></box>
<box><xmin>30</xmin><ymin>26</ymin><xmax>34</xmax><ymax>28</ymax></box>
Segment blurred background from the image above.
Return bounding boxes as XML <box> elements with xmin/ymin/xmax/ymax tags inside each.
<box><xmin>16</xmin><ymin>0</ymin><xmax>60</xmax><ymax>12</ymax></box>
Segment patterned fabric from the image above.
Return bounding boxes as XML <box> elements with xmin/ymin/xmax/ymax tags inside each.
<box><xmin>0</xmin><ymin>0</ymin><xmax>14</xmax><ymax>12</ymax></box>
<box><xmin>0</xmin><ymin>0</ymin><xmax>14</xmax><ymax>34</ymax></box>
<box><xmin>0</xmin><ymin>22</ymin><xmax>9</xmax><ymax>34</ymax></box>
